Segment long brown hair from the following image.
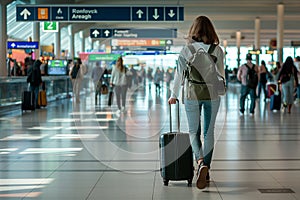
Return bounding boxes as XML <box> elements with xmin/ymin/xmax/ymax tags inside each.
<box><xmin>116</xmin><ymin>57</ymin><xmax>125</xmax><ymax>72</ymax></box>
<box><xmin>187</xmin><ymin>15</ymin><xmax>219</xmax><ymax>45</ymax></box>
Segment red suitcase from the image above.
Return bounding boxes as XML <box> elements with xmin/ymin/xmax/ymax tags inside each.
<box><xmin>267</xmin><ymin>82</ymin><xmax>277</xmax><ymax>98</ymax></box>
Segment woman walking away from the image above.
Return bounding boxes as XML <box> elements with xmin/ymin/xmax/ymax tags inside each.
<box><xmin>168</xmin><ymin>15</ymin><xmax>225</xmax><ymax>189</ymax></box>
<box><xmin>110</xmin><ymin>57</ymin><xmax>128</xmax><ymax>112</ymax></box>
<box><xmin>257</xmin><ymin>60</ymin><xmax>268</xmax><ymax>101</ymax></box>
<box><xmin>277</xmin><ymin>56</ymin><xmax>299</xmax><ymax>113</ymax></box>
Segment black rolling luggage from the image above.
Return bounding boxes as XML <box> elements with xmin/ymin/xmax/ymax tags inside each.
<box><xmin>21</xmin><ymin>91</ymin><xmax>35</xmax><ymax>112</ymax></box>
<box><xmin>108</xmin><ymin>87</ymin><xmax>114</xmax><ymax>106</ymax></box>
<box><xmin>159</xmin><ymin>100</ymin><xmax>194</xmax><ymax>186</ymax></box>
<box><xmin>270</xmin><ymin>83</ymin><xmax>281</xmax><ymax>111</ymax></box>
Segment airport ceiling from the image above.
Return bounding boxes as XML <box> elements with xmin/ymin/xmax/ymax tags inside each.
<box><xmin>6</xmin><ymin>0</ymin><xmax>300</xmax><ymax>47</ymax></box>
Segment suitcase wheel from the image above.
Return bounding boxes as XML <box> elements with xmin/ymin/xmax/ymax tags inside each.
<box><xmin>187</xmin><ymin>179</ymin><xmax>192</xmax><ymax>187</ymax></box>
<box><xmin>163</xmin><ymin>179</ymin><xmax>169</xmax><ymax>186</ymax></box>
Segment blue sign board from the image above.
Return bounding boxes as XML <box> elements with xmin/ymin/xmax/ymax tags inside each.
<box><xmin>51</xmin><ymin>7</ymin><xmax>68</xmax><ymax>21</ymax></box>
<box><xmin>16</xmin><ymin>5</ymin><xmax>184</xmax><ymax>22</ymax></box>
<box><xmin>7</xmin><ymin>41</ymin><xmax>39</xmax><ymax>49</ymax></box>
<box><xmin>90</xmin><ymin>28</ymin><xmax>177</xmax><ymax>39</ymax></box>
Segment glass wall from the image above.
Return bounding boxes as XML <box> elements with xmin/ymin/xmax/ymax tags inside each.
<box><xmin>225</xmin><ymin>46</ymin><xmax>300</xmax><ymax>70</ymax></box>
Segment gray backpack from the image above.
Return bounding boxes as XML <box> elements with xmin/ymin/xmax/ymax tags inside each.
<box><xmin>182</xmin><ymin>44</ymin><xmax>225</xmax><ymax>101</ymax></box>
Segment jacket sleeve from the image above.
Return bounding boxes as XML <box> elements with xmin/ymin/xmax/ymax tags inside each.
<box><xmin>277</xmin><ymin>68</ymin><xmax>283</xmax><ymax>82</ymax></box>
<box><xmin>170</xmin><ymin>53</ymin><xmax>186</xmax><ymax>99</ymax></box>
<box><xmin>110</xmin><ymin>67</ymin><xmax>116</xmax><ymax>85</ymax></box>
<box><xmin>37</xmin><ymin>67</ymin><xmax>42</xmax><ymax>84</ymax></box>
<box><xmin>214</xmin><ymin>46</ymin><xmax>225</xmax><ymax>78</ymax></box>
<box><xmin>294</xmin><ymin>66</ymin><xmax>299</xmax><ymax>86</ymax></box>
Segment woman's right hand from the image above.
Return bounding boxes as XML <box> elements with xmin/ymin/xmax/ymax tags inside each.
<box><xmin>168</xmin><ymin>97</ymin><xmax>177</xmax><ymax>104</ymax></box>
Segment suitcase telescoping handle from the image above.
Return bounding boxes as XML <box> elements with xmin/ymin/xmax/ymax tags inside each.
<box><xmin>169</xmin><ymin>99</ymin><xmax>180</xmax><ymax>133</ymax></box>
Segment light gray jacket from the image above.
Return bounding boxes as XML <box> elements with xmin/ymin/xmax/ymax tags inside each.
<box><xmin>171</xmin><ymin>42</ymin><xmax>225</xmax><ymax>100</ymax></box>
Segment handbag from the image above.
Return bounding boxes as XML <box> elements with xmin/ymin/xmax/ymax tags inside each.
<box><xmin>101</xmin><ymin>84</ymin><xmax>109</xmax><ymax>95</ymax></box>
<box><xmin>216</xmin><ymin>75</ymin><xmax>226</xmax><ymax>96</ymax></box>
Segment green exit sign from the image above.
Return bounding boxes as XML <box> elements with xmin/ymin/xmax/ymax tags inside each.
<box><xmin>88</xmin><ymin>54</ymin><xmax>120</xmax><ymax>61</ymax></box>
<box><xmin>43</xmin><ymin>22</ymin><xmax>58</xmax><ymax>32</ymax></box>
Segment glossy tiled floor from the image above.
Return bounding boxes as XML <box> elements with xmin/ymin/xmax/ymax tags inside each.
<box><xmin>0</xmin><ymin>83</ymin><xmax>299</xmax><ymax>200</ymax></box>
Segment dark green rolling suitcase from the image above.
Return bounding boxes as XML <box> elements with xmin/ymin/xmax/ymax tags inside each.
<box><xmin>159</xmin><ymin>100</ymin><xmax>194</xmax><ymax>186</ymax></box>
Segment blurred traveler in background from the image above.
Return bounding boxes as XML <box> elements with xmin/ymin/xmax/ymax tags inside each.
<box><xmin>69</xmin><ymin>58</ymin><xmax>87</xmax><ymax>103</ymax></box>
<box><xmin>110</xmin><ymin>57</ymin><xmax>128</xmax><ymax>112</ymax></box>
<box><xmin>237</xmin><ymin>54</ymin><xmax>258</xmax><ymax>116</ymax></box>
<box><xmin>257</xmin><ymin>60</ymin><xmax>268</xmax><ymax>101</ymax></box>
<box><xmin>294</xmin><ymin>56</ymin><xmax>300</xmax><ymax>104</ymax></box>
<box><xmin>27</xmin><ymin>59</ymin><xmax>42</xmax><ymax>109</ymax></box>
<box><xmin>277</xmin><ymin>56</ymin><xmax>298</xmax><ymax>113</ymax></box>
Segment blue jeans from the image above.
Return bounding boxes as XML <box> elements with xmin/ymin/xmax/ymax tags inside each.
<box><xmin>114</xmin><ymin>85</ymin><xmax>128</xmax><ymax>109</ymax></box>
<box><xmin>30</xmin><ymin>85</ymin><xmax>39</xmax><ymax>108</ymax></box>
<box><xmin>281</xmin><ymin>78</ymin><xmax>294</xmax><ymax>104</ymax></box>
<box><xmin>257</xmin><ymin>82</ymin><xmax>267</xmax><ymax>99</ymax></box>
<box><xmin>239</xmin><ymin>85</ymin><xmax>256</xmax><ymax>113</ymax></box>
<box><xmin>184</xmin><ymin>97</ymin><xmax>220</xmax><ymax>169</ymax></box>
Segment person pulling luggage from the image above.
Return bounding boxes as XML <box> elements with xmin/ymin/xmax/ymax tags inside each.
<box><xmin>168</xmin><ymin>15</ymin><xmax>225</xmax><ymax>189</ymax></box>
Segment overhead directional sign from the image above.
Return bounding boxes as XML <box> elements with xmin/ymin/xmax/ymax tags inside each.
<box><xmin>7</xmin><ymin>41</ymin><xmax>39</xmax><ymax>49</ymax></box>
<box><xmin>111</xmin><ymin>39</ymin><xmax>171</xmax><ymax>47</ymax></box>
<box><xmin>90</xmin><ymin>28</ymin><xmax>177</xmax><ymax>39</ymax></box>
<box><xmin>16</xmin><ymin>5</ymin><xmax>184</xmax><ymax>22</ymax></box>
<box><xmin>88</xmin><ymin>54</ymin><xmax>120</xmax><ymax>62</ymax></box>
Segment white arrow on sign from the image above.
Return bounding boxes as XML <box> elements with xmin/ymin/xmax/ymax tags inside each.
<box><xmin>136</xmin><ymin>9</ymin><xmax>143</xmax><ymax>19</ymax></box>
<box><xmin>92</xmin><ymin>30</ymin><xmax>100</xmax><ymax>37</ymax></box>
<box><xmin>20</xmin><ymin>8</ymin><xmax>31</xmax><ymax>20</ymax></box>
<box><xmin>104</xmin><ymin>30</ymin><xmax>110</xmax><ymax>37</ymax></box>
<box><xmin>153</xmin><ymin>9</ymin><xmax>159</xmax><ymax>19</ymax></box>
<box><xmin>11</xmin><ymin>43</ymin><xmax>16</xmax><ymax>48</ymax></box>
<box><xmin>168</xmin><ymin>10</ymin><xmax>175</xmax><ymax>18</ymax></box>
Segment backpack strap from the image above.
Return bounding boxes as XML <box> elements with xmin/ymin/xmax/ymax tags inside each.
<box><xmin>187</xmin><ymin>44</ymin><xmax>216</xmax><ymax>55</ymax></box>
<box><xmin>245</xmin><ymin>63</ymin><xmax>255</xmax><ymax>70</ymax></box>
<box><xmin>208</xmin><ymin>44</ymin><xmax>216</xmax><ymax>54</ymax></box>
<box><xmin>187</xmin><ymin>44</ymin><xmax>196</xmax><ymax>55</ymax></box>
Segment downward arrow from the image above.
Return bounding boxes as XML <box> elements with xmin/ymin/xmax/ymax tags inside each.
<box><xmin>20</xmin><ymin>8</ymin><xmax>31</xmax><ymax>20</ymax></box>
<box><xmin>153</xmin><ymin>8</ymin><xmax>159</xmax><ymax>20</ymax></box>
<box><xmin>168</xmin><ymin>10</ymin><xmax>175</xmax><ymax>18</ymax></box>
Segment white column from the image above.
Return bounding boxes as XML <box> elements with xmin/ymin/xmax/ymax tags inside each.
<box><xmin>54</xmin><ymin>25</ymin><xmax>61</xmax><ymax>59</ymax></box>
<box><xmin>80</xmin><ymin>31</ymin><xmax>85</xmax><ymax>53</ymax></box>
<box><xmin>277</xmin><ymin>3</ymin><xmax>284</xmax><ymax>63</ymax></box>
<box><xmin>68</xmin><ymin>25</ymin><xmax>74</xmax><ymax>59</ymax></box>
<box><xmin>32</xmin><ymin>22</ymin><xmax>40</xmax><ymax>60</ymax></box>
<box><xmin>0</xmin><ymin>2</ymin><xmax>8</xmax><ymax>76</ymax></box>
<box><xmin>255</xmin><ymin>17</ymin><xmax>261</xmax><ymax>65</ymax></box>
<box><xmin>236</xmin><ymin>31</ymin><xmax>241</xmax><ymax>67</ymax></box>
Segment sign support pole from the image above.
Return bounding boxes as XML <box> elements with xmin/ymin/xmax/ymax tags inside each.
<box><xmin>0</xmin><ymin>3</ymin><xmax>8</xmax><ymax>76</ymax></box>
